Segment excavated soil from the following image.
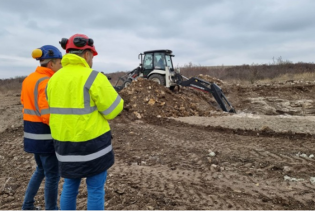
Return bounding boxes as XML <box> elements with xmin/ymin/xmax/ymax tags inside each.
<box><xmin>119</xmin><ymin>77</ymin><xmax>219</xmax><ymax>120</ymax></box>
<box><xmin>1</xmin><ymin>77</ymin><xmax>315</xmax><ymax>210</ymax></box>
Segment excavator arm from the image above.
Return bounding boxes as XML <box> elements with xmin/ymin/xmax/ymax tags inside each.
<box><xmin>179</xmin><ymin>77</ymin><xmax>236</xmax><ymax>113</ymax></box>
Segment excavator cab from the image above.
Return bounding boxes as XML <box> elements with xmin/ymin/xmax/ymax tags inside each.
<box><xmin>114</xmin><ymin>49</ymin><xmax>180</xmax><ymax>91</ymax></box>
<box><xmin>138</xmin><ymin>49</ymin><xmax>180</xmax><ymax>88</ymax></box>
<box><xmin>141</xmin><ymin>50</ymin><xmax>173</xmax><ymax>75</ymax></box>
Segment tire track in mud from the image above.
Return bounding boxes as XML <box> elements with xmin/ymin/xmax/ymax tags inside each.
<box><xmin>109</xmin><ymin>161</ymin><xmax>255</xmax><ymax>209</ymax></box>
<box><xmin>1</xmin><ymin>114</ymin><xmax>315</xmax><ymax>209</ymax></box>
<box><xmin>109</xmin><ymin>158</ymin><xmax>315</xmax><ymax>209</ymax></box>
<box><xmin>110</xmin><ymin>120</ymin><xmax>315</xmax><ymax>209</ymax></box>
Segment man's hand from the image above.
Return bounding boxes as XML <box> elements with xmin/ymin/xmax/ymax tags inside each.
<box><xmin>101</xmin><ymin>71</ymin><xmax>111</xmax><ymax>80</ymax></box>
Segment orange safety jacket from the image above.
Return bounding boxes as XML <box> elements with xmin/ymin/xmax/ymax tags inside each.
<box><xmin>21</xmin><ymin>66</ymin><xmax>55</xmax><ymax>153</ymax></box>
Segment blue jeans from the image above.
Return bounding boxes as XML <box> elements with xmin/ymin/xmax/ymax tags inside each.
<box><xmin>60</xmin><ymin>170</ymin><xmax>107</xmax><ymax>210</ymax></box>
<box><xmin>22</xmin><ymin>153</ymin><xmax>60</xmax><ymax>210</ymax></box>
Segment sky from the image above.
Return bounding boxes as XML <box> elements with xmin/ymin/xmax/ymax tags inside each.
<box><xmin>0</xmin><ymin>0</ymin><xmax>315</xmax><ymax>79</ymax></box>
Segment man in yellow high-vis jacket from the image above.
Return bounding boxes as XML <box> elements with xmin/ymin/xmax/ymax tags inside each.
<box><xmin>46</xmin><ymin>34</ymin><xmax>124</xmax><ymax>210</ymax></box>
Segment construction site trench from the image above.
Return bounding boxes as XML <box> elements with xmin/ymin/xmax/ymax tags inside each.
<box><xmin>1</xmin><ymin>75</ymin><xmax>315</xmax><ymax>209</ymax></box>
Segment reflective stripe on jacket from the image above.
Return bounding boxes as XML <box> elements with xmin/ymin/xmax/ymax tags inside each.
<box><xmin>21</xmin><ymin>66</ymin><xmax>55</xmax><ymax>153</ymax></box>
<box><xmin>47</xmin><ymin>54</ymin><xmax>124</xmax><ymax>178</ymax></box>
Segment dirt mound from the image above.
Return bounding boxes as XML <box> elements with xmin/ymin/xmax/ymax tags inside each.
<box><xmin>196</xmin><ymin>74</ymin><xmax>225</xmax><ymax>87</ymax></box>
<box><xmin>119</xmin><ymin>78</ymin><xmax>221</xmax><ymax>120</ymax></box>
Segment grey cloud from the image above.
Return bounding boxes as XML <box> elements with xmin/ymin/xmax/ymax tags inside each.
<box><xmin>0</xmin><ymin>0</ymin><xmax>315</xmax><ymax>78</ymax></box>
<box><xmin>26</xmin><ymin>20</ymin><xmax>40</xmax><ymax>30</ymax></box>
<box><xmin>0</xmin><ymin>28</ymin><xmax>10</xmax><ymax>37</ymax></box>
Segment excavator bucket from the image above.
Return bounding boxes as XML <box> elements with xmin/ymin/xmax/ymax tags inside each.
<box><xmin>210</xmin><ymin>83</ymin><xmax>236</xmax><ymax>113</ymax></box>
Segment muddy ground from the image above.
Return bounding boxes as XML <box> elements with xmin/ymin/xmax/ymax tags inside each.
<box><xmin>1</xmin><ymin>77</ymin><xmax>315</xmax><ymax>209</ymax></box>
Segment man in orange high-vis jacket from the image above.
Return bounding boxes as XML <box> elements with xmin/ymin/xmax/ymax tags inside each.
<box><xmin>21</xmin><ymin>45</ymin><xmax>62</xmax><ymax>210</ymax></box>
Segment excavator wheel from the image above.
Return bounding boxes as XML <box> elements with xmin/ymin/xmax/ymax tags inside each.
<box><xmin>123</xmin><ymin>79</ymin><xmax>132</xmax><ymax>88</ymax></box>
<box><xmin>148</xmin><ymin>74</ymin><xmax>166</xmax><ymax>86</ymax></box>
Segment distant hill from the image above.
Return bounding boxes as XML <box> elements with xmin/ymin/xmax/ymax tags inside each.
<box><xmin>2</xmin><ymin>62</ymin><xmax>315</xmax><ymax>95</ymax></box>
<box><xmin>106</xmin><ymin>62</ymin><xmax>315</xmax><ymax>85</ymax></box>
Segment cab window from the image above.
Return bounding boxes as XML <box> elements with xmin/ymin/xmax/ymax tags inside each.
<box><xmin>165</xmin><ymin>55</ymin><xmax>173</xmax><ymax>69</ymax></box>
<box><xmin>154</xmin><ymin>53</ymin><xmax>165</xmax><ymax>70</ymax></box>
<box><xmin>143</xmin><ymin>53</ymin><xmax>153</xmax><ymax>69</ymax></box>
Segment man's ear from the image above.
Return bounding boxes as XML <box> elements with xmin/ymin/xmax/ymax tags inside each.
<box><xmin>47</xmin><ymin>60</ymin><xmax>52</xmax><ymax>69</ymax></box>
<box><xmin>83</xmin><ymin>51</ymin><xmax>90</xmax><ymax>60</ymax></box>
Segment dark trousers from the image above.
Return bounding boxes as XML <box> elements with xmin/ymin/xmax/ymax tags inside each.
<box><xmin>22</xmin><ymin>153</ymin><xmax>60</xmax><ymax>210</ymax></box>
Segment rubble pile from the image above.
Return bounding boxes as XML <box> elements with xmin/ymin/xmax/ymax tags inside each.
<box><xmin>119</xmin><ymin>78</ymin><xmax>220</xmax><ymax>120</ymax></box>
<box><xmin>196</xmin><ymin>74</ymin><xmax>225</xmax><ymax>87</ymax></box>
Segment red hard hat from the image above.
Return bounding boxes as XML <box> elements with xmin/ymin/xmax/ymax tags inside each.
<box><xmin>61</xmin><ymin>34</ymin><xmax>98</xmax><ymax>56</ymax></box>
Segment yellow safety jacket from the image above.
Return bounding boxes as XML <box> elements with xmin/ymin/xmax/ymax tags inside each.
<box><xmin>47</xmin><ymin>54</ymin><xmax>124</xmax><ymax>178</ymax></box>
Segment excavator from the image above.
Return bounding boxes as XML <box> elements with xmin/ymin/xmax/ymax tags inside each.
<box><xmin>114</xmin><ymin>49</ymin><xmax>236</xmax><ymax>113</ymax></box>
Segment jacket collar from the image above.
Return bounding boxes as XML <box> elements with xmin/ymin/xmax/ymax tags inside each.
<box><xmin>35</xmin><ymin>66</ymin><xmax>55</xmax><ymax>77</ymax></box>
<box><xmin>61</xmin><ymin>53</ymin><xmax>90</xmax><ymax>68</ymax></box>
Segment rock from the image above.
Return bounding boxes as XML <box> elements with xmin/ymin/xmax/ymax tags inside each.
<box><xmin>210</xmin><ymin>164</ymin><xmax>218</xmax><ymax>171</ymax></box>
<box><xmin>249</xmin><ymin>98</ymin><xmax>277</xmax><ymax>115</ymax></box>
<box><xmin>208</xmin><ymin>152</ymin><xmax>216</xmax><ymax>157</ymax></box>
<box><xmin>309</xmin><ymin>154</ymin><xmax>314</xmax><ymax>158</ymax></box>
<box><xmin>283</xmin><ymin>166</ymin><xmax>291</xmax><ymax>172</ymax></box>
<box><xmin>148</xmin><ymin>99</ymin><xmax>155</xmax><ymax>105</ymax></box>
<box><xmin>115</xmin><ymin>188</ymin><xmax>125</xmax><ymax>195</ymax></box>
<box><xmin>310</xmin><ymin>177</ymin><xmax>315</xmax><ymax>185</ymax></box>
<box><xmin>133</xmin><ymin>112</ymin><xmax>142</xmax><ymax>119</ymax></box>
<box><xmin>284</xmin><ymin>175</ymin><xmax>304</xmax><ymax>182</ymax></box>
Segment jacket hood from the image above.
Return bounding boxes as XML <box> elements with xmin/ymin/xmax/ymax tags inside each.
<box><xmin>61</xmin><ymin>53</ymin><xmax>90</xmax><ymax>68</ymax></box>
